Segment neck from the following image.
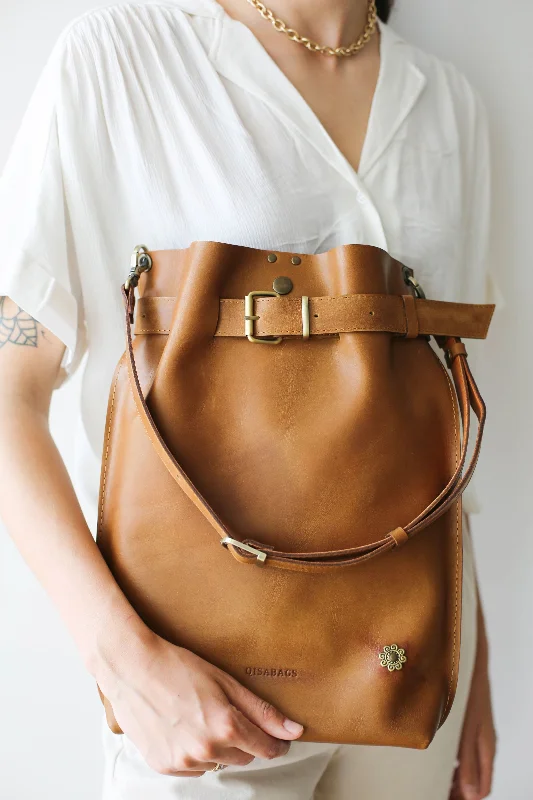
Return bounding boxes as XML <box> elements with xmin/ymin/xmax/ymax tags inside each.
<box><xmin>279</xmin><ymin>0</ymin><xmax>372</xmax><ymax>49</ymax></box>
<box><xmin>221</xmin><ymin>0</ymin><xmax>374</xmax><ymax>52</ymax></box>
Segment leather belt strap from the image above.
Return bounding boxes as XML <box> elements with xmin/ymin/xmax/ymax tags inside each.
<box><xmin>134</xmin><ymin>294</ymin><xmax>495</xmax><ymax>340</ymax></box>
<box><xmin>123</xmin><ymin>284</ymin><xmax>487</xmax><ymax>572</ymax></box>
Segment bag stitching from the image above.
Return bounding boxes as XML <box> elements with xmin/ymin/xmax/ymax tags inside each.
<box><xmin>436</xmin><ymin>354</ymin><xmax>460</xmax><ymax>719</ymax></box>
<box><xmin>99</xmin><ymin>364</ymin><xmax>122</xmax><ymax>529</ymax></box>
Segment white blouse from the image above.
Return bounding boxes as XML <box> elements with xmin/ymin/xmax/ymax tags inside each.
<box><xmin>0</xmin><ymin>0</ymin><xmax>499</xmax><ymax>524</ymax></box>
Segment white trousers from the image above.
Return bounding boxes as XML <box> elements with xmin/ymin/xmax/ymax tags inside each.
<box><xmin>101</xmin><ymin>520</ymin><xmax>478</xmax><ymax>800</ymax></box>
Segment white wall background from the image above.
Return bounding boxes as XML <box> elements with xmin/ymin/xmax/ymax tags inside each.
<box><xmin>0</xmin><ymin>1</ymin><xmax>531</xmax><ymax>798</ymax></box>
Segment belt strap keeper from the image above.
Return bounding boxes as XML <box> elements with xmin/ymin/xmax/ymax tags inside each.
<box><xmin>390</xmin><ymin>526</ymin><xmax>409</xmax><ymax>547</ymax></box>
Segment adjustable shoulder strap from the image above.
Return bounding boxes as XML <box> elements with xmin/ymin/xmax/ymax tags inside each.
<box><xmin>122</xmin><ymin>285</ymin><xmax>486</xmax><ymax>572</ymax></box>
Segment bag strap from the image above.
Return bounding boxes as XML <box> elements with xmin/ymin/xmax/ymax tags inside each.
<box><xmin>122</xmin><ymin>285</ymin><xmax>486</xmax><ymax>572</ymax></box>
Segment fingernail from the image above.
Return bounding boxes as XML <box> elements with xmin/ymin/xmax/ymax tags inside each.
<box><xmin>463</xmin><ymin>786</ymin><xmax>479</xmax><ymax>800</ymax></box>
<box><xmin>283</xmin><ymin>719</ymin><xmax>304</xmax><ymax>735</ymax></box>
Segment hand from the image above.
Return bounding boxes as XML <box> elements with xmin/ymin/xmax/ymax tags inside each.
<box><xmin>96</xmin><ymin>625</ymin><xmax>304</xmax><ymax>777</ymax></box>
<box><xmin>450</xmin><ymin>643</ymin><xmax>496</xmax><ymax>798</ymax></box>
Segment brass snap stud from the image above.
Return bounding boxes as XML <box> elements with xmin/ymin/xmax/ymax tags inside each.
<box><xmin>291</xmin><ymin>256</ymin><xmax>302</xmax><ymax>265</ymax></box>
<box><xmin>267</xmin><ymin>253</ymin><xmax>278</xmax><ymax>263</ymax></box>
<box><xmin>273</xmin><ymin>276</ymin><xmax>293</xmax><ymax>295</ymax></box>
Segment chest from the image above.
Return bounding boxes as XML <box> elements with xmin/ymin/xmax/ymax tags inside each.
<box><xmin>267</xmin><ymin>47</ymin><xmax>381</xmax><ymax>177</ymax></box>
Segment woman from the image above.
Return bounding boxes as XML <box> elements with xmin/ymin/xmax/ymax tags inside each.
<box><xmin>0</xmin><ymin>0</ymin><xmax>496</xmax><ymax>797</ymax></box>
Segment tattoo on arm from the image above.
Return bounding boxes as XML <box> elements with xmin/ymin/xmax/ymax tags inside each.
<box><xmin>0</xmin><ymin>296</ymin><xmax>39</xmax><ymax>349</ymax></box>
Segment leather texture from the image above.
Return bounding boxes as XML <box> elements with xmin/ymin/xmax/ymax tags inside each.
<box><xmin>96</xmin><ymin>241</ymin><xmax>494</xmax><ymax>748</ymax></box>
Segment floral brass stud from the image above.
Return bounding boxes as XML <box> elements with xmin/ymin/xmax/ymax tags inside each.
<box><xmin>379</xmin><ymin>644</ymin><xmax>407</xmax><ymax>671</ymax></box>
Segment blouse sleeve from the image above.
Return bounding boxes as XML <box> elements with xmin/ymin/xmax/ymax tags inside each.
<box><xmin>458</xmin><ymin>82</ymin><xmax>504</xmax><ymax>515</ymax></box>
<box><xmin>0</xmin><ymin>26</ymin><xmax>86</xmax><ymax>385</ymax></box>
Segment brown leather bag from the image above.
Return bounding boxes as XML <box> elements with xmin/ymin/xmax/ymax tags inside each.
<box><xmin>96</xmin><ymin>240</ymin><xmax>494</xmax><ymax>748</ymax></box>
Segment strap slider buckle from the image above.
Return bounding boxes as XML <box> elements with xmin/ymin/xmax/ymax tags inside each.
<box><xmin>221</xmin><ymin>536</ymin><xmax>268</xmax><ymax>563</ymax></box>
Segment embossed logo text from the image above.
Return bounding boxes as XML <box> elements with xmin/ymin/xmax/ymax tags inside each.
<box><xmin>245</xmin><ymin>667</ymin><xmax>298</xmax><ymax>677</ymax></box>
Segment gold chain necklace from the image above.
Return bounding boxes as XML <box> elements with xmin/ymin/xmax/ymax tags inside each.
<box><xmin>244</xmin><ymin>0</ymin><xmax>377</xmax><ymax>57</ymax></box>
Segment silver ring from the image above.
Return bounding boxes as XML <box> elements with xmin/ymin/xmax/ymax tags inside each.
<box><xmin>211</xmin><ymin>762</ymin><xmax>227</xmax><ymax>772</ymax></box>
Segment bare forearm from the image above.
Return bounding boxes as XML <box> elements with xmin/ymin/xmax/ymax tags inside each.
<box><xmin>0</xmin><ymin>402</ymin><xmax>305</xmax><ymax>775</ymax></box>
<box><xmin>0</xmin><ymin>400</ymin><xmax>145</xmax><ymax>673</ymax></box>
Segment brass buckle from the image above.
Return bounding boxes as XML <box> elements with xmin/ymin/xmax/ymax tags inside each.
<box><xmin>244</xmin><ymin>291</ymin><xmax>282</xmax><ymax>344</ymax></box>
<box><xmin>221</xmin><ymin>536</ymin><xmax>267</xmax><ymax>563</ymax></box>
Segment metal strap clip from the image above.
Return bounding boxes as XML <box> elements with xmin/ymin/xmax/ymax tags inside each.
<box><xmin>124</xmin><ymin>245</ymin><xmax>153</xmax><ymax>291</ymax></box>
<box><xmin>221</xmin><ymin>536</ymin><xmax>267</xmax><ymax>563</ymax></box>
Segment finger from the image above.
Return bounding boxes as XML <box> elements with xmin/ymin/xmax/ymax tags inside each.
<box><xmin>164</xmin><ymin>748</ymin><xmax>251</xmax><ymax>776</ymax></box>
<box><xmin>152</xmin><ymin>759</ymin><xmax>208</xmax><ymax>778</ymax></box>
<box><xmin>162</xmin><ymin>755</ymin><xmax>246</xmax><ymax>777</ymax></box>
<box><xmin>166</xmin><ymin>770</ymin><xmax>206</xmax><ymax>778</ymax></box>
<box><xmin>150</xmin><ymin>750</ymin><xmax>248</xmax><ymax>777</ymax></box>
<box><xmin>477</xmin><ymin>734</ymin><xmax>496</xmax><ymax>797</ymax></box>
<box><xmin>220</xmin><ymin>674</ymin><xmax>304</xmax><ymax>741</ymax></box>
<box><xmin>449</xmin><ymin>766</ymin><xmax>462</xmax><ymax>799</ymax></box>
<box><xmin>225</xmin><ymin>706</ymin><xmax>294</xmax><ymax>760</ymax></box>
<box><xmin>456</xmin><ymin>730</ymin><xmax>481</xmax><ymax>800</ymax></box>
<box><xmin>190</xmin><ymin>745</ymin><xmax>255</xmax><ymax>769</ymax></box>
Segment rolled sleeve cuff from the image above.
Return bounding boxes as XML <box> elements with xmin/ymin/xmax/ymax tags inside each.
<box><xmin>0</xmin><ymin>248</ymin><xmax>83</xmax><ymax>382</ymax></box>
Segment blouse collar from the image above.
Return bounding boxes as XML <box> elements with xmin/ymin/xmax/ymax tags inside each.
<box><xmin>208</xmin><ymin>4</ymin><xmax>427</xmax><ymax>185</ymax></box>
